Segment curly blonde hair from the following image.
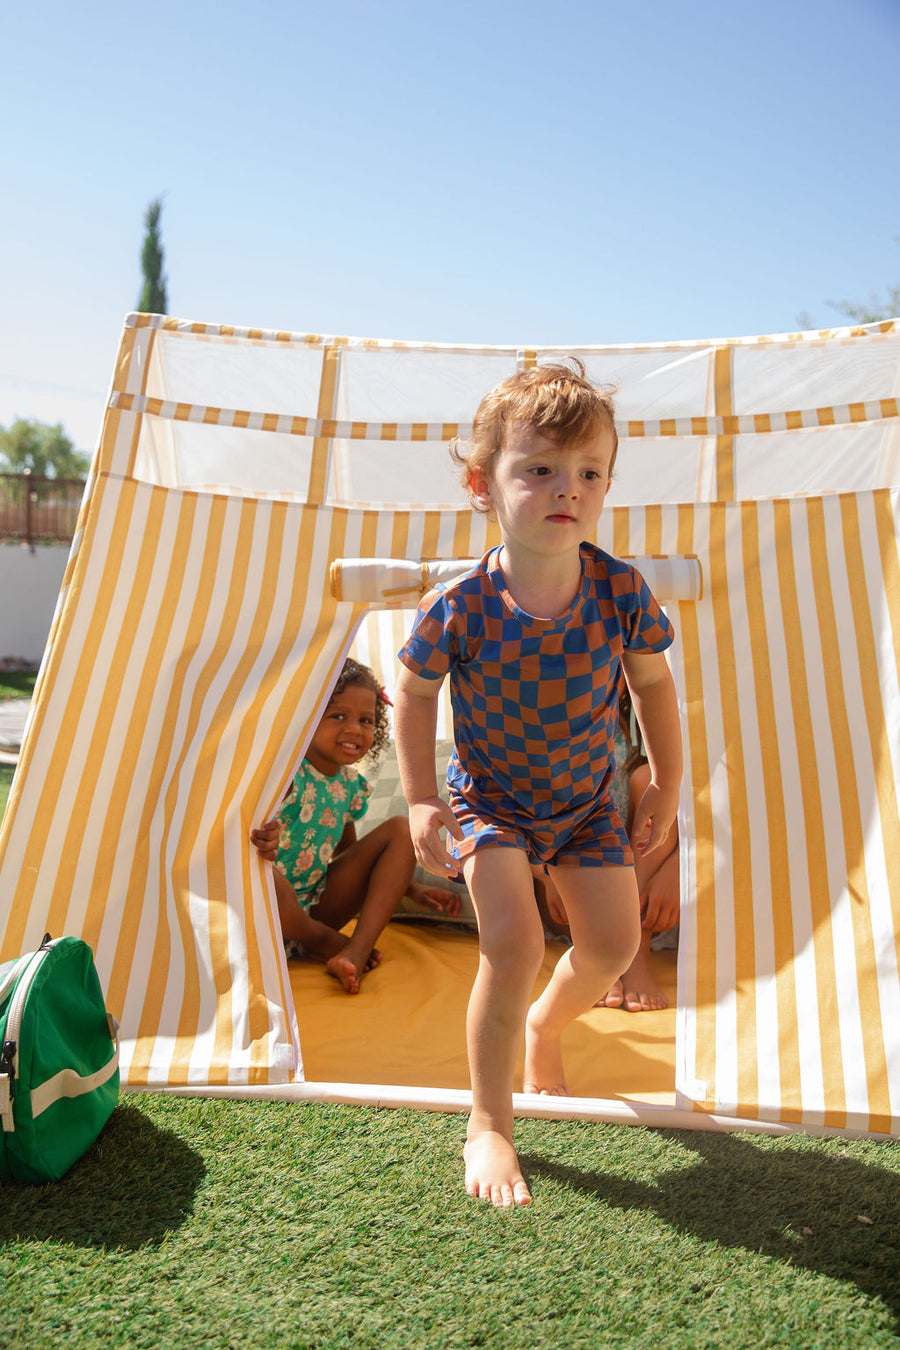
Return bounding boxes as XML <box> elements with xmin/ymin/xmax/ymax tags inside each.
<box><xmin>451</xmin><ymin>358</ymin><xmax>618</xmax><ymax>512</ymax></box>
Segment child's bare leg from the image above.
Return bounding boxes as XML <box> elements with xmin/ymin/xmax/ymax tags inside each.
<box><xmin>273</xmin><ymin>869</ymin><xmax>347</xmax><ymax>959</ymax></box>
<box><xmin>314</xmin><ymin>816</ymin><xmax>417</xmax><ymax>992</ymax></box>
<box><xmin>525</xmin><ymin>865</ymin><xmax>640</xmax><ymax>1093</ymax></box>
<box><xmin>462</xmin><ymin>847</ymin><xmax>546</xmax><ymax>1207</ymax></box>
<box><xmin>598</xmin><ymin>767</ymin><xmax>678</xmax><ymax>1011</ymax></box>
<box><xmin>531</xmin><ymin>865</ymin><xmax>571</xmax><ymax>938</ymax></box>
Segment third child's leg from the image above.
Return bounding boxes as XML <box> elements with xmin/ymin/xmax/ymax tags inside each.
<box><xmin>525</xmin><ymin>865</ymin><xmax>641</xmax><ymax>1094</ymax></box>
<box><xmin>597</xmin><ymin>806</ymin><xmax>679</xmax><ymax>1011</ymax></box>
<box><xmin>462</xmin><ymin>847</ymin><xmax>546</xmax><ymax>1207</ymax></box>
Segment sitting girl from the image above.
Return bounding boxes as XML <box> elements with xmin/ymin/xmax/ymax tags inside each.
<box><xmin>251</xmin><ymin>658</ymin><xmax>459</xmax><ymax>994</ymax></box>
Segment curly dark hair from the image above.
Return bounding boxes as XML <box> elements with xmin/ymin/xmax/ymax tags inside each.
<box><xmin>329</xmin><ymin>657</ymin><xmax>391</xmax><ymax>766</ymax></box>
<box><xmin>616</xmin><ymin>681</ymin><xmax>647</xmax><ymax>782</ymax></box>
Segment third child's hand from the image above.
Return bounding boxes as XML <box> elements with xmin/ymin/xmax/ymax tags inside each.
<box><xmin>409</xmin><ymin>797</ymin><xmax>464</xmax><ymax>878</ymax></box>
<box><xmin>630</xmin><ymin>782</ymin><xmax>678</xmax><ymax>858</ymax></box>
<box><xmin>641</xmin><ymin>869</ymin><xmax>679</xmax><ymax>932</ymax></box>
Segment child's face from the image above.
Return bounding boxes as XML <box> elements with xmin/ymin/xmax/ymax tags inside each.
<box><xmin>306</xmin><ymin>682</ymin><xmax>377</xmax><ymax>777</ymax></box>
<box><xmin>470</xmin><ymin>421</ymin><xmax>615</xmax><ymax>558</ymax></box>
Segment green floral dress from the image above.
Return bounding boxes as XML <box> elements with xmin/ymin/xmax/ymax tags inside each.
<box><xmin>276</xmin><ymin>759</ymin><xmax>372</xmax><ymax>910</ymax></box>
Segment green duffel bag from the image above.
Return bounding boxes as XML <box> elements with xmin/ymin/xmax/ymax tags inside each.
<box><xmin>0</xmin><ymin>934</ymin><xmax>119</xmax><ymax>1184</ymax></box>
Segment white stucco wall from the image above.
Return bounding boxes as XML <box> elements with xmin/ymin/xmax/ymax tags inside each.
<box><xmin>0</xmin><ymin>543</ymin><xmax>70</xmax><ymax>663</ymax></box>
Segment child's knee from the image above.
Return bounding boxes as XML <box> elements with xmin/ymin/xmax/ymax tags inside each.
<box><xmin>375</xmin><ymin>814</ymin><xmax>416</xmax><ymax>857</ymax></box>
<box><xmin>577</xmin><ymin>922</ymin><xmax>639</xmax><ymax>976</ymax></box>
<box><xmin>479</xmin><ymin>926</ymin><xmax>545</xmax><ymax>981</ymax></box>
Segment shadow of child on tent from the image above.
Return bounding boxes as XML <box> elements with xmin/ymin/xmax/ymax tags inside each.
<box><xmin>519</xmin><ymin>1130</ymin><xmax>900</xmax><ymax>1327</ymax></box>
<box><xmin>251</xmin><ymin>658</ymin><xmax>459</xmax><ymax>993</ymax></box>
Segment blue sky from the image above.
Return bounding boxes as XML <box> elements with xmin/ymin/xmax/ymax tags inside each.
<box><xmin>1</xmin><ymin>0</ymin><xmax>897</xmax><ymax>452</ymax></box>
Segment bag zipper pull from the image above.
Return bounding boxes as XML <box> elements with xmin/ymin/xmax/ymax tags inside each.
<box><xmin>0</xmin><ymin>1038</ymin><xmax>15</xmax><ymax>1133</ymax></box>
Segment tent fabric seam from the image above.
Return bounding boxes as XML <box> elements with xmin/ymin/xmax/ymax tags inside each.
<box><xmin>109</xmin><ymin>390</ymin><xmax>900</xmax><ymax>441</ymax></box>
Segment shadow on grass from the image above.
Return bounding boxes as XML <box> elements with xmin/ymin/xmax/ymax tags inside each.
<box><xmin>0</xmin><ymin>1101</ymin><xmax>206</xmax><ymax>1250</ymax></box>
<box><xmin>521</xmin><ymin>1130</ymin><xmax>900</xmax><ymax>1326</ymax></box>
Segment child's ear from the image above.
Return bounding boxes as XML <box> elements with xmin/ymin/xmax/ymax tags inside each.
<box><xmin>468</xmin><ymin>467</ymin><xmax>492</xmax><ymax>508</ymax></box>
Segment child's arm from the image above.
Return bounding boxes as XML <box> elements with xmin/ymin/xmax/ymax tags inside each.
<box><xmin>333</xmin><ymin>820</ymin><xmax>356</xmax><ymax>856</ymax></box>
<box><xmin>394</xmin><ymin>665</ymin><xmax>464</xmax><ymax>877</ymax></box>
<box><xmin>622</xmin><ymin>649</ymin><xmax>682</xmax><ymax>858</ymax></box>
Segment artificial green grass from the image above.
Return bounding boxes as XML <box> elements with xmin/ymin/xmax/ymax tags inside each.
<box><xmin>0</xmin><ymin>671</ymin><xmax>32</xmax><ymax>816</ymax></box>
<box><xmin>0</xmin><ymin>762</ymin><xmax>13</xmax><ymax>819</ymax></box>
<box><xmin>0</xmin><ymin>661</ymin><xmax>896</xmax><ymax>1344</ymax></box>
<box><xmin>0</xmin><ymin>671</ymin><xmax>36</xmax><ymax>700</ymax></box>
<box><xmin>1</xmin><ymin>1095</ymin><xmax>898</xmax><ymax>1349</ymax></box>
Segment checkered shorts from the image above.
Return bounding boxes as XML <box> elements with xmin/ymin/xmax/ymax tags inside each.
<box><xmin>447</xmin><ymin>781</ymin><xmax>633</xmax><ymax>869</ymax></box>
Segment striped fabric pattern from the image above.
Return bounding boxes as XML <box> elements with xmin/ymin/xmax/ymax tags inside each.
<box><xmin>108</xmin><ymin>389</ymin><xmax>899</xmax><ymax>444</ymax></box>
<box><xmin>0</xmin><ymin>314</ymin><xmax>896</xmax><ymax>1134</ymax></box>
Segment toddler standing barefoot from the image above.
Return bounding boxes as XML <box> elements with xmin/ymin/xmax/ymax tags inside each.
<box><xmin>394</xmin><ymin>362</ymin><xmax>682</xmax><ymax>1204</ymax></box>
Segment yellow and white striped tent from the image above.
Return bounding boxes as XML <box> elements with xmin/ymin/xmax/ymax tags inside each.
<box><xmin>1</xmin><ymin>313</ymin><xmax>898</xmax><ymax>1137</ymax></box>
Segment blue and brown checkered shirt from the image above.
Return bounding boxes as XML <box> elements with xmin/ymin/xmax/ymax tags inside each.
<box><xmin>398</xmin><ymin>543</ymin><xmax>674</xmax><ymax>839</ymax></box>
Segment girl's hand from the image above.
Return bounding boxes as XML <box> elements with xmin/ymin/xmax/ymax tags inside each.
<box><xmin>408</xmin><ymin>797</ymin><xmax>464</xmax><ymax>878</ymax></box>
<box><xmin>630</xmin><ymin>782</ymin><xmax>679</xmax><ymax>858</ymax></box>
<box><xmin>250</xmin><ymin>818</ymin><xmax>281</xmax><ymax>862</ymax></box>
<box><xmin>407</xmin><ymin>881</ymin><xmax>462</xmax><ymax>917</ymax></box>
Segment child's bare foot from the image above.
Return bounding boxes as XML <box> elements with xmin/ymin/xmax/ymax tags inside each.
<box><xmin>464</xmin><ymin>1130</ymin><xmax>531</xmax><ymax>1206</ymax></box>
<box><xmin>324</xmin><ymin>953</ymin><xmax>362</xmax><ymax>994</ymax></box>
<box><xmin>594</xmin><ymin>977</ymin><xmax>624</xmax><ymax>1008</ymax></box>
<box><xmin>364</xmin><ymin>948</ymin><xmax>383</xmax><ymax>972</ymax></box>
<box><xmin>523</xmin><ymin>1014</ymin><xmax>570</xmax><ymax>1097</ymax></box>
<box><xmin>619</xmin><ymin>950</ymin><xmax>668</xmax><ymax>1011</ymax></box>
<box><xmin>301</xmin><ymin>924</ymin><xmax>351</xmax><ymax>963</ymax></box>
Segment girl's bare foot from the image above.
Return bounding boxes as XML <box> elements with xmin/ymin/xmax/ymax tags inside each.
<box><xmin>302</xmin><ymin>924</ymin><xmax>351</xmax><ymax>963</ymax></box>
<box><xmin>523</xmin><ymin>1014</ymin><xmax>570</xmax><ymax>1097</ymax></box>
<box><xmin>324</xmin><ymin>953</ymin><xmax>362</xmax><ymax>994</ymax></box>
<box><xmin>464</xmin><ymin>1130</ymin><xmax>531</xmax><ymax>1206</ymax></box>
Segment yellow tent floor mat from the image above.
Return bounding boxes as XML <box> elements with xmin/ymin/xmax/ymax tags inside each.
<box><xmin>289</xmin><ymin>921</ymin><xmax>678</xmax><ymax>1103</ymax></box>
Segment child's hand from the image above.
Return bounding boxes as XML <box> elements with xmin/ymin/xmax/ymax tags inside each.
<box><xmin>407</xmin><ymin>881</ymin><xmax>463</xmax><ymax>917</ymax></box>
<box><xmin>408</xmin><ymin>797</ymin><xmax>464</xmax><ymax>878</ymax></box>
<box><xmin>630</xmin><ymin>782</ymin><xmax>678</xmax><ymax>858</ymax></box>
<box><xmin>640</xmin><ymin>864</ymin><xmax>679</xmax><ymax>933</ymax></box>
<box><xmin>250</xmin><ymin>818</ymin><xmax>281</xmax><ymax>862</ymax></box>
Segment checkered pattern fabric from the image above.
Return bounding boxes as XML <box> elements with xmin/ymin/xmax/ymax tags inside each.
<box><xmin>361</xmin><ymin>738</ymin><xmax>477</xmax><ymax>926</ymax></box>
<box><xmin>398</xmin><ymin>544</ymin><xmax>673</xmax><ymax>857</ymax></box>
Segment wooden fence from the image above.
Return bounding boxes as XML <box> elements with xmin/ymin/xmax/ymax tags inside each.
<box><xmin>0</xmin><ymin>473</ymin><xmax>85</xmax><ymax>545</ymax></box>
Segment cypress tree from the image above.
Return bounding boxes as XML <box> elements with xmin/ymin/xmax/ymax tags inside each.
<box><xmin>136</xmin><ymin>197</ymin><xmax>169</xmax><ymax>314</ymax></box>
